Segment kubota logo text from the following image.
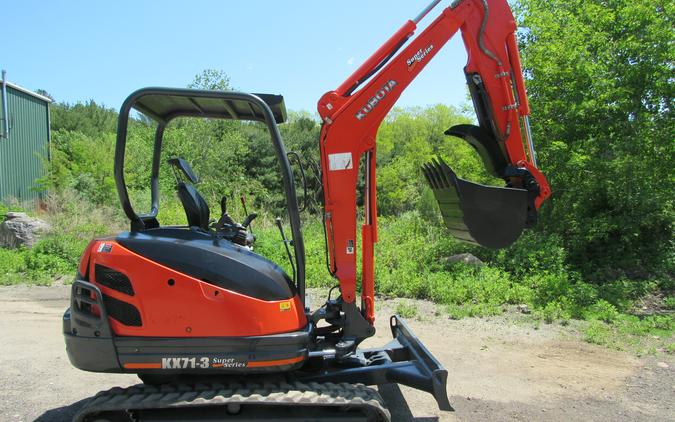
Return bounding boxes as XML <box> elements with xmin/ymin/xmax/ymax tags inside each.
<box><xmin>355</xmin><ymin>80</ymin><xmax>398</xmax><ymax>120</ymax></box>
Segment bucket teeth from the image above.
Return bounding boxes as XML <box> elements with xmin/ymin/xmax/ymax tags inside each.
<box><xmin>422</xmin><ymin>157</ymin><xmax>529</xmax><ymax>249</ymax></box>
<box><xmin>422</xmin><ymin>160</ymin><xmax>453</xmax><ymax>189</ymax></box>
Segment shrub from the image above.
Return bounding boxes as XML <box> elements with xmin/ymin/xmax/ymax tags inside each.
<box><xmin>583</xmin><ymin>321</ymin><xmax>612</xmax><ymax>345</ymax></box>
<box><xmin>395</xmin><ymin>301</ymin><xmax>418</xmax><ymax>319</ymax></box>
<box><xmin>492</xmin><ymin>231</ymin><xmax>568</xmax><ymax>277</ymax></box>
<box><xmin>0</xmin><ymin>248</ymin><xmax>28</xmax><ymax>285</ymax></box>
<box><xmin>537</xmin><ymin>301</ymin><xmax>572</xmax><ymax>324</ymax></box>
<box><xmin>527</xmin><ymin>272</ymin><xmax>572</xmax><ymax>307</ymax></box>
<box><xmin>664</xmin><ymin>297</ymin><xmax>675</xmax><ymax>310</ymax></box>
<box><xmin>447</xmin><ymin>303</ymin><xmax>502</xmax><ymax>319</ymax></box>
<box><xmin>584</xmin><ymin>299</ymin><xmax>620</xmax><ymax>323</ymax></box>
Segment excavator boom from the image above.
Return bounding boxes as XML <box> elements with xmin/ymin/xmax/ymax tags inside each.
<box><xmin>318</xmin><ymin>0</ymin><xmax>551</xmax><ymax>323</ymax></box>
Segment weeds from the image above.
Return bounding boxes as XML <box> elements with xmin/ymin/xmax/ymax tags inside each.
<box><xmin>395</xmin><ymin>301</ymin><xmax>418</xmax><ymax>319</ymax></box>
<box><xmin>582</xmin><ymin>314</ymin><xmax>675</xmax><ymax>353</ymax></box>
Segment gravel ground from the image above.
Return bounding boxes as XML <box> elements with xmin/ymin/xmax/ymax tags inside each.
<box><xmin>0</xmin><ymin>285</ymin><xmax>672</xmax><ymax>421</ymax></box>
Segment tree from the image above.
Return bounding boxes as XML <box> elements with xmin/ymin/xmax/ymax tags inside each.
<box><xmin>188</xmin><ymin>69</ymin><xmax>232</xmax><ymax>91</ymax></box>
<box><xmin>35</xmin><ymin>89</ymin><xmax>54</xmax><ymax>101</ymax></box>
<box><xmin>516</xmin><ymin>0</ymin><xmax>674</xmax><ymax>279</ymax></box>
<box><xmin>50</xmin><ymin>100</ymin><xmax>117</xmax><ymax>138</ymax></box>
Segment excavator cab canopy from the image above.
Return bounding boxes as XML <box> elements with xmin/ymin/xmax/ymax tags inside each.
<box><xmin>127</xmin><ymin>88</ymin><xmax>288</xmax><ymax>124</ymax></box>
<box><xmin>114</xmin><ymin>87</ymin><xmax>292</xmax><ymax>230</ymax></box>
<box><xmin>113</xmin><ymin>87</ymin><xmax>305</xmax><ymax>296</ymax></box>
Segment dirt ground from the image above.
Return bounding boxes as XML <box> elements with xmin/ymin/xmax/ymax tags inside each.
<box><xmin>0</xmin><ymin>285</ymin><xmax>672</xmax><ymax>422</ymax></box>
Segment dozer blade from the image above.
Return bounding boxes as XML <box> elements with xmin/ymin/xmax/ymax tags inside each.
<box><xmin>422</xmin><ymin>157</ymin><xmax>528</xmax><ymax>249</ymax></box>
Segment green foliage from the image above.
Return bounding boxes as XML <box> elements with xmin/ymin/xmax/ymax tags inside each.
<box><xmin>536</xmin><ymin>301</ymin><xmax>572</xmax><ymax>324</ymax></box>
<box><xmin>664</xmin><ymin>297</ymin><xmax>675</xmax><ymax>310</ymax></box>
<box><xmin>50</xmin><ymin>101</ymin><xmax>117</xmax><ymax>137</ymax></box>
<box><xmin>582</xmin><ymin>313</ymin><xmax>675</xmax><ymax>352</ymax></box>
<box><xmin>516</xmin><ymin>0</ymin><xmax>674</xmax><ymax>279</ymax></box>
<box><xmin>0</xmin><ymin>248</ymin><xmax>27</xmax><ymax>278</ymax></box>
<box><xmin>40</xmin><ymin>130</ymin><xmax>117</xmax><ymax>204</ymax></box>
<box><xmin>254</xmin><ymin>219</ymin><xmax>335</xmax><ymax>289</ymax></box>
<box><xmin>491</xmin><ymin>231</ymin><xmax>568</xmax><ymax>278</ymax></box>
<box><xmin>584</xmin><ymin>299</ymin><xmax>620</xmax><ymax>323</ymax></box>
<box><xmin>395</xmin><ymin>301</ymin><xmax>418</xmax><ymax>319</ymax></box>
<box><xmin>0</xmin><ymin>190</ymin><xmax>125</xmax><ymax>285</ymax></box>
<box><xmin>375</xmin><ymin>105</ymin><xmax>493</xmax><ymax>215</ymax></box>
<box><xmin>446</xmin><ymin>303</ymin><xmax>503</xmax><ymax>319</ymax></box>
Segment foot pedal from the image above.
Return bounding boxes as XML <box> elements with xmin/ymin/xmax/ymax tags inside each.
<box><xmin>422</xmin><ymin>157</ymin><xmax>528</xmax><ymax>249</ymax></box>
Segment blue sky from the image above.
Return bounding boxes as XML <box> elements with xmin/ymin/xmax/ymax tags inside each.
<box><xmin>4</xmin><ymin>1</ymin><xmax>470</xmax><ymax>113</ymax></box>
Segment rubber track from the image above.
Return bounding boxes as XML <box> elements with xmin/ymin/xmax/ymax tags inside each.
<box><xmin>73</xmin><ymin>381</ymin><xmax>391</xmax><ymax>422</ymax></box>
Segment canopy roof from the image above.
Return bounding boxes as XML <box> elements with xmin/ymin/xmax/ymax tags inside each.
<box><xmin>124</xmin><ymin>87</ymin><xmax>287</xmax><ymax>124</ymax></box>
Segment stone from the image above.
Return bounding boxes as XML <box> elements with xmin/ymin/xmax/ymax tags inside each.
<box><xmin>0</xmin><ymin>212</ymin><xmax>51</xmax><ymax>249</ymax></box>
<box><xmin>517</xmin><ymin>304</ymin><xmax>531</xmax><ymax>314</ymax></box>
<box><xmin>443</xmin><ymin>253</ymin><xmax>484</xmax><ymax>266</ymax></box>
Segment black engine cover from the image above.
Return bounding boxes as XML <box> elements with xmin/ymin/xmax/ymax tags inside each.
<box><xmin>116</xmin><ymin>228</ymin><xmax>295</xmax><ymax>301</ymax></box>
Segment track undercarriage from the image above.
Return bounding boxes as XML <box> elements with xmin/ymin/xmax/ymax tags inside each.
<box><xmin>67</xmin><ymin>280</ymin><xmax>450</xmax><ymax>422</ymax></box>
<box><xmin>75</xmin><ymin>381</ymin><xmax>390</xmax><ymax>422</ymax></box>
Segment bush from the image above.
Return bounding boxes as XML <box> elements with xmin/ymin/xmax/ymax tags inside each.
<box><xmin>597</xmin><ymin>279</ymin><xmax>658</xmax><ymax>312</ymax></box>
<box><xmin>447</xmin><ymin>303</ymin><xmax>503</xmax><ymax>319</ymax></box>
<box><xmin>582</xmin><ymin>313</ymin><xmax>675</xmax><ymax>352</ymax></box>
<box><xmin>492</xmin><ymin>231</ymin><xmax>568</xmax><ymax>277</ymax></box>
<box><xmin>526</xmin><ymin>272</ymin><xmax>572</xmax><ymax>307</ymax></box>
<box><xmin>537</xmin><ymin>301</ymin><xmax>572</xmax><ymax>324</ymax></box>
<box><xmin>583</xmin><ymin>321</ymin><xmax>612</xmax><ymax>345</ymax></box>
<box><xmin>0</xmin><ymin>248</ymin><xmax>28</xmax><ymax>285</ymax></box>
<box><xmin>584</xmin><ymin>299</ymin><xmax>620</xmax><ymax>323</ymax></box>
<box><xmin>395</xmin><ymin>301</ymin><xmax>418</xmax><ymax>319</ymax></box>
<box><xmin>664</xmin><ymin>297</ymin><xmax>675</xmax><ymax>310</ymax></box>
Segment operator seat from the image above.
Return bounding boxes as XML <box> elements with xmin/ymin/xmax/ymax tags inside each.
<box><xmin>168</xmin><ymin>158</ymin><xmax>210</xmax><ymax>231</ymax></box>
<box><xmin>176</xmin><ymin>182</ymin><xmax>210</xmax><ymax>230</ymax></box>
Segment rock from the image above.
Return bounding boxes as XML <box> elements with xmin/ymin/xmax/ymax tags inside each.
<box><xmin>517</xmin><ymin>304</ymin><xmax>531</xmax><ymax>314</ymax></box>
<box><xmin>0</xmin><ymin>212</ymin><xmax>51</xmax><ymax>249</ymax></box>
<box><xmin>656</xmin><ymin>362</ymin><xmax>669</xmax><ymax>369</ymax></box>
<box><xmin>443</xmin><ymin>253</ymin><xmax>484</xmax><ymax>266</ymax></box>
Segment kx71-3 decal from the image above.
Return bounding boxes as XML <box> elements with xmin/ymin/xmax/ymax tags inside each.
<box><xmin>158</xmin><ymin>357</ymin><xmax>246</xmax><ymax>369</ymax></box>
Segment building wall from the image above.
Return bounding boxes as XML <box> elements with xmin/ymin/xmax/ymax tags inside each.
<box><xmin>0</xmin><ymin>85</ymin><xmax>50</xmax><ymax>202</ymax></box>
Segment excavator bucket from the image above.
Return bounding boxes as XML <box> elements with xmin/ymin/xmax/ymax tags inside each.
<box><xmin>422</xmin><ymin>158</ymin><xmax>528</xmax><ymax>249</ymax></box>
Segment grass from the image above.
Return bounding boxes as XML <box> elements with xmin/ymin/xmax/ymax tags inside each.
<box><xmin>447</xmin><ymin>303</ymin><xmax>503</xmax><ymax>319</ymax></box>
<box><xmin>0</xmin><ymin>190</ymin><xmax>124</xmax><ymax>286</ymax></box>
<box><xmin>395</xmin><ymin>301</ymin><xmax>419</xmax><ymax>319</ymax></box>
<box><xmin>582</xmin><ymin>314</ymin><xmax>675</xmax><ymax>355</ymax></box>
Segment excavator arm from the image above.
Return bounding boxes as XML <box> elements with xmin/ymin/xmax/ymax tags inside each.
<box><xmin>317</xmin><ymin>0</ymin><xmax>551</xmax><ymax>324</ymax></box>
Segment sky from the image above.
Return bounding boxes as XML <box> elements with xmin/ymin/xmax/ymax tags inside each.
<box><xmin>3</xmin><ymin>0</ymin><xmax>470</xmax><ymax>114</ymax></box>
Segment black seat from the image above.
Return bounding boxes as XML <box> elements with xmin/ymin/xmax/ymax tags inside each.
<box><xmin>176</xmin><ymin>182</ymin><xmax>210</xmax><ymax>230</ymax></box>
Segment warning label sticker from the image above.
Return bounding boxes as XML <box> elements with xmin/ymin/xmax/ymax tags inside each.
<box><xmin>328</xmin><ymin>153</ymin><xmax>353</xmax><ymax>171</ymax></box>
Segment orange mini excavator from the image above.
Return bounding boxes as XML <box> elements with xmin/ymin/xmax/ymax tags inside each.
<box><xmin>64</xmin><ymin>1</ymin><xmax>550</xmax><ymax>420</ymax></box>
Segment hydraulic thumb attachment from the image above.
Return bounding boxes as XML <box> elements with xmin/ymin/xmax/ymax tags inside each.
<box><xmin>423</xmin><ymin>157</ymin><xmax>533</xmax><ymax>249</ymax></box>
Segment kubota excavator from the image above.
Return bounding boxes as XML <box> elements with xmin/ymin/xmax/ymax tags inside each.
<box><xmin>63</xmin><ymin>1</ymin><xmax>551</xmax><ymax>420</ymax></box>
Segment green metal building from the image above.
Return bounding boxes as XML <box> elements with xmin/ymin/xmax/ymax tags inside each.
<box><xmin>0</xmin><ymin>71</ymin><xmax>51</xmax><ymax>202</ymax></box>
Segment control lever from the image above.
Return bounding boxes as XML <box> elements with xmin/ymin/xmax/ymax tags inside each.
<box><xmin>242</xmin><ymin>213</ymin><xmax>258</xmax><ymax>229</ymax></box>
<box><xmin>220</xmin><ymin>196</ymin><xmax>228</xmax><ymax>215</ymax></box>
<box><xmin>275</xmin><ymin>217</ymin><xmax>296</xmax><ymax>281</ymax></box>
<box><xmin>240</xmin><ymin>195</ymin><xmax>253</xmax><ymax>233</ymax></box>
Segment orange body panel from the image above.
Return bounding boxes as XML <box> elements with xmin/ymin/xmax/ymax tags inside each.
<box><xmin>86</xmin><ymin>240</ymin><xmax>307</xmax><ymax>338</ymax></box>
